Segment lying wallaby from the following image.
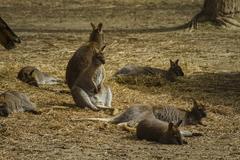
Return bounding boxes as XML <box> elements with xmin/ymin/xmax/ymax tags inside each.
<box><xmin>153</xmin><ymin>99</ymin><xmax>207</xmax><ymax>126</ymax></box>
<box><xmin>74</xmin><ymin>99</ymin><xmax>206</xmax><ymax>126</ymax></box>
<box><xmin>0</xmin><ymin>91</ymin><xmax>40</xmax><ymax>117</ymax></box>
<box><xmin>0</xmin><ymin>17</ymin><xmax>21</xmax><ymax>50</ymax></box>
<box><xmin>71</xmin><ymin>45</ymin><xmax>112</xmax><ymax>111</ymax></box>
<box><xmin>66</xmin><ymin>22</ymin><xmax>105</xmax><ymax>89</ymax></box>
<box><xmin>17</xmin><ymin>66</ymin><xmax>62</xmax><ymax>87</ymax></box>
<box><xmin>137</xmin><ymin>118</ymin><xmax>187</xmax><ymax>145</ymax></box>
<box><xmin>113</xmin><ymin>59</ymin><xmax>184</xmax><ymax>83</ymax></box>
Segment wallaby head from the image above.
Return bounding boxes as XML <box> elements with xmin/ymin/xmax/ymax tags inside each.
<box><xmin>89</xmin><ymin>22</ymin><xmax>105</xmax><ymax>48</ymax></box>
<box><xmin>0</xmin><ymin>102</ymin><xmax>9</xmax><ymax>117</ymax></box>
<box><xmin>17</xmin><ymin>66</ymin><xmax>39</xmax><ymax>87</ymax></box>
<box><xmin>169</xmin><ymin>59</ymin><xmax>184</xmax><ymax>76</ymax></box>
<box><xmin>92</xmin><ymin>45</ymin><xmax>106</xmax><ymax>66</ymax></box>
<box><xmin>187</xmin><ymin>99</ymin><xmax>207</xmax><ymax>125</ymax></box>
<box><xmin>166</xmin><ymin>120</ymin><xmax>184</xmax><ymax>145</ymax></box>
<box><xmin>0</xmin><ymin>17</ymin><xmax>21</xmax><ymax>50</ymax></box>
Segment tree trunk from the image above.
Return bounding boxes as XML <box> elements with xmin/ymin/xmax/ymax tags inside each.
<box><xmin>188</xmin><ymin>0</ymin><xmax>240</xmax><ymax>29</ymax></box>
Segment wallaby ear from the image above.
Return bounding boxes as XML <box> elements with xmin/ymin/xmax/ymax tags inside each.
<box><xmin>97</xmin><ymin>23</ymin><xmax>103</xmax><ymax>32</ymax></box>
<box><xmin>175</xmin><ymin>59</ymin><xmax>179</xmax><ymax>65</ymax></box>
<box><xmin>100</xmin><ymin>45</ymin><xmax>106</xmax><ymax>52</ymax></box>
<box><xmin>30</xmin><ymin>69</ymin><xmax>37</xmax><ymax>78</ymax></box>
<box><xmin>90</xmin><ymin>22</ymin><xmax>96</xmax><ymax>30</ymax></box>
<box><xmin>176</xmin><ymin>120</ymin><xmax>182</xmax><ymax>127</ymax></box>
<box><xmin>168</xmin><ymin>122</ymin><xmax>174</xmax><ymax>130</ymax></box>
<box><xmin>191</xmin><ymin>98</ymin><xmax>198</xmax><ymax>108</ymax></box>
<box><xmin>29</xmin><ymin>69</ymin><xmax>35</xmax><ymax>76</ymax></box>
<box><xmin>170</xmin><ymin>59</ymin><xmax>174</xmax><ymax>66</ymax></box>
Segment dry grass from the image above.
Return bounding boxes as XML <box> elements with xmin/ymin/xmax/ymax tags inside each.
<box><xmin>0</xmin><ymin>0</ymin><xmax>240</xmax><ymax>159</ymax></box>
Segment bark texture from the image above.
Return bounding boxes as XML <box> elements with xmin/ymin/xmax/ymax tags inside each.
<box><xmin>188</xmin><ymin>0</ymin><xmax>240</xmax><ymax>29</ymax></box>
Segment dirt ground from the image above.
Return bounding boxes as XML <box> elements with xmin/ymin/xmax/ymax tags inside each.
<box><xmin>0</xmin><ymin>0</ymin><xmax>240</xmax><ymax>159</ymax></box>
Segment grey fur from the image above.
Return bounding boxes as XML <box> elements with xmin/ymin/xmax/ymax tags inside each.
<box><xmin>153</xmin><ymin>100</ymin><xmax>207</xmax><ymax>126</ymax></box>
<box><xmin>0</xmin><ymin>91</ymin><xmax>40</xmax><ymax>117</ymax></box>
<box><xmin>75</xmin><ymin>100</ymin><xmax>206</xmax><ymax>126</ymax></box>
<box><xmin>17</xmin><ymin>66</ymin><xmax>62</xmax><ymax>87</ymax></box>
<box><xmin>113</xmin><ymin>59</ymin><xmax>184</xmax><ymax>82</ymax></box>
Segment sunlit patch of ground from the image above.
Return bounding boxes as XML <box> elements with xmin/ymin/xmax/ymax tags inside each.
<box><xmin>0</xmin><ymin>0</ymin><xmax>240</xmax><ymax>159</ymax></box>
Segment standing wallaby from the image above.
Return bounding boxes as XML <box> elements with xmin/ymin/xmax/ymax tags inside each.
<box><xmin>113</xmin><ymin>59</ymin><xmax>184</xmax><ymax>83</ymax></box>
<box><xmin>0</xmin><ymin>91</ymin><xmax>41</xmax><ymax>117</ymax></box>
<box><xmin>71</xmin><ymin>45</ymin><xmax>112</xmax><ymax>111</ymax></box>
<box><xmin>0</xmin><ymin>17</ymin><xmax>21</xmax><ymax>50</ymax></box>
<box><xmin>136</xmin><ymin>118</ymin><xmax>186</xmax><ymax>145</ymax></box>
<box><xmin>66</xmin><ymin>22</ymin><xmax>112</xmax><ymax>111</ymax></box>
<box><xmin>17</xmin><ymin>66</ymin><xmax>62</xmax><ymax>87</ymax></box>
<box><xmin>73</xmin><ymin>99</ymin><xmax>206</xmax><ymax>126</ymax></box>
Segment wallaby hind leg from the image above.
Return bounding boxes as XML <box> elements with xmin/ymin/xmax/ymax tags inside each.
<box><xmin>71</xmin><ymin>86</ymin><xmax>99</xmax><ymax>111</ymax></box>
<box><xmin>89</xmin><ymin>87</ymin><xmax>112</xmax><ymax>110</ymax></box>
<box><xmin>18</xmin><ymin>93</ymin><xmax>39</xmax><ymax>114</ymax></box>
<box><xmin>104</xmin><ymin>86</ymin><xmax>112</xmax><ymax>107</ymax></box>
<box><xmin>43</xmin><ymin>73</ymin><xmax>63</xmax><ymax>85</ymax></box>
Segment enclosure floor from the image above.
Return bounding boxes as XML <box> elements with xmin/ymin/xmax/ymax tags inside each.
<box><xmin>0</xmin><ymin>0</ymin><xmax>240</xmax><ymax>159</ymax></box>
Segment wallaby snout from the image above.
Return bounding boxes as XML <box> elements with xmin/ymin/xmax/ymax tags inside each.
<box><xmin>0</xmin><ymin>107</ymin><xmax>9</xmax><ymax>117</ymax></box>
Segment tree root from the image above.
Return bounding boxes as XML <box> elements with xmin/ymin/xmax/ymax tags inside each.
<box><xmin>187</xmin><ymin>11</ymin><xmax>240</xmax><ymax>30</ymax></box>
<box><xmin>216</xmin><ymin>16</ymin><xmax>240</xmax><ymax>28</ymax></box>
<box><xmin>187</xmin><ymin>11</ymin><xmax>209</xmax><ymax>31</ymax></box>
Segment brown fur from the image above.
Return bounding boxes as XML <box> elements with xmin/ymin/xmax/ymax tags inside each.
<box><xmin>0</xmin><ymin>17</ymin><xmax>20</xmax><ymax>50</ymax></box>
<box><xmin>70</xmin><ymin>45</ymin><xmax>112</xmax><ymax>110</ymax></box>
<box><xmin>136</xmin><ymin>118</ymin><xmax>186</xmax><ymax>145</ymax></box>
<box><xmin>66</xmin><ymin>23</ymin><xmax>112</xmax><ymax>111</ymax></box>
<box><xmin>66</xmin><ymin>22</ymin><xmax>105</xmax><ymax>89</ymax></box>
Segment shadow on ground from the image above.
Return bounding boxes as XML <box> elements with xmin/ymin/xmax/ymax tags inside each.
<box><xmin>114</xmin><ymin>72</ymin><xmax>240</xmax><ymax>110</ymax></box>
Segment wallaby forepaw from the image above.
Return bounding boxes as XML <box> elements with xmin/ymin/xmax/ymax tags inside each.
<box><xmin>89</xmin><ymin>106</ymin><xmax>100</xmax><ymax>111</ymax></box>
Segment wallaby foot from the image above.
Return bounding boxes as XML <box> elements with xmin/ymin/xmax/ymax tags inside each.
<box><xmin>117</xmin><ymin>122</ymin><xmax>136</xmax><ymax>133</ymax></box>
<box><xmin>71</xmin><ymin>86</ymin><xmax>100</xmax><ymax>111</ymax></box>
<box><xmin>96</xmin><ymin>104</ymin><xmax>113</xmax><ymax>110</ymax></box>
<box><xmin>180</xmin><ymin>130</ymin><xmax>203</xmax><ymax>137</ymax></box>
<box><xmin>87</xmin><ymin>105</ymin><xmax>100</xmax><ymax>111</ymax></box>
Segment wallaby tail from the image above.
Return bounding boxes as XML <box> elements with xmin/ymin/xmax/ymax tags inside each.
<box><xmin>54</xmin><ymin>78</ymin><xmax>65</xmax><ymax>83</ymax></box>
<box><xmin>180</xmin><ymin>130</ymin><xmax>203</xmax><ymax>137</ymax></box>
<box><xmin>71</xmin><ymin>117</ymin><xmax>113</xmax><ymax>122</ymax></box>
